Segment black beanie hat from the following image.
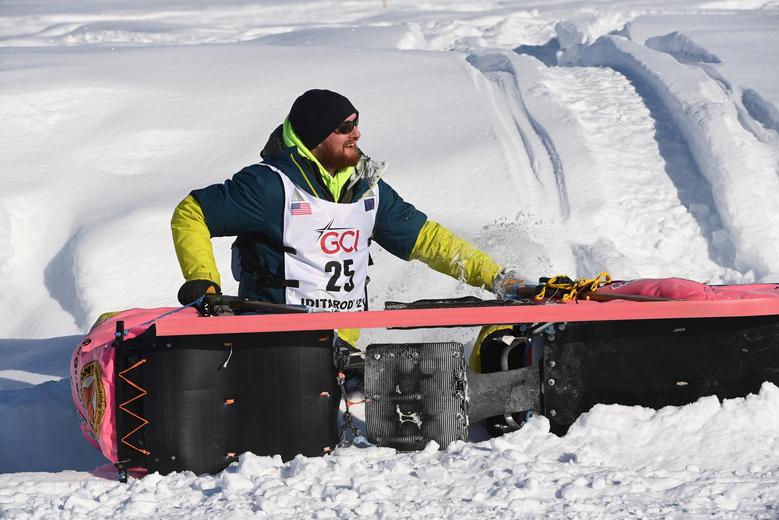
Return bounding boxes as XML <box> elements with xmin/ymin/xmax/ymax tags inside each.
<box><xmin>288</xmin><ymin>89</ymin><xmax>358</xmax><ymax>150</ymax></box>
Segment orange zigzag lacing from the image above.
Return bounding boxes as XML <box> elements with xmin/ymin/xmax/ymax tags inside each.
<box><xmin>118</xmin><ymin>358</ymin><xmax>151</xmax><ymax>456</ymax></box>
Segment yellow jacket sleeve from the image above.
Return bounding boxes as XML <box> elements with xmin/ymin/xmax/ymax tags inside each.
<box><xmin>171</xmin><ymin>195</ymin><xmax>222</xmax><ymax>287</ymax></box>
<box><xmin>410</xmin><ymin>220</ymin><xmax>502</xmax><ymax>290</ymax></box>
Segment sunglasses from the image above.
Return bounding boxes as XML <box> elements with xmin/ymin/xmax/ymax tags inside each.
<box><xmin>334</xmin><ymin>117</ymin><xmax>359</xmax><ymax>134</ymax></box>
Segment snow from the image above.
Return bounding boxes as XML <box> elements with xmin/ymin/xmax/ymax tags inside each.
<box><xmin>1</xmin><ymin>0</ymin><xmax>778</xmax><ymax>517</ymax></box>
<box><xmin>2</xmin><ymin>385</ymin><xmax>779</xmax><ymax>517</ymax></box>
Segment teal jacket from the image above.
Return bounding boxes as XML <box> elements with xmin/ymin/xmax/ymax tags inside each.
<box><xmin>186</xmin><ymin>125</ymin><xmax>427</xmax><ymax>303</ymax></box>
<box><xmin>171</xmin><ymin>125</ymin><xmax>503</xmax><ymax>316</ymax></box>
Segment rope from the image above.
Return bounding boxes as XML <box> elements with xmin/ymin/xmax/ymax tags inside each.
<box><xmin>336</xmin><ymin>371</ymin><xmax>363</xmax><ymax>447</ymax></box>
<box><xmin>118</xmin><ymin>358</ymin><xmax>151</xmax><ymax>456</ymax></box>
<box><xmin>534</xmin><ymin>272</ymin><xmax>612</xmax><ymax>302</ymax></box>
<box><xmin>134</xmin><ymin>296</ymin><xmax>205</xmax><ymax>329</ymax></box>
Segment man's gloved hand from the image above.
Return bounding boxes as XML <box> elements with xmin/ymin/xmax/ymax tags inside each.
<box><xmin>493</xmin><ymin>269</ymin><xmax>537</xmax><ymax>300</ymax></box>
<box><xmin>177</xmin><ymin>279</ymin><xmax>221</xmax><ymax>306</ymax></box>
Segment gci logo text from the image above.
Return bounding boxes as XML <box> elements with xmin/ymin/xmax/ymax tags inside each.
<box><xmin>316</xmin><ymin>221</ymin><xmax>360</xmax><ymax>254</ymax></box>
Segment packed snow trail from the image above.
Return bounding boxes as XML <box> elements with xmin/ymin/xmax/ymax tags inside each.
<box><xmin>523</xmin><ymin>60</ymin><xmax>739</xmax><ymax>281</ymax></box>
<box><xmin>466</xmin><ymin>49</ymin><xmax>739</xmax><ymax>282</ymax></box>
<box><xmin>576</xmin><ymin>34</ymin><xmax>779</xmax><ymax>282</ymax></box>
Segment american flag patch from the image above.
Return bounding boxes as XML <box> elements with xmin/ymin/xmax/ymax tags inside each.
<box><xmin>364</xmin><ymin>198</ymin><xmax>375</xmax><ymax>211</ymax></box>
<box><xmin>290</xmin><ymin>201</ymin><xmax>312</xmax><ymax>215</ymax></box>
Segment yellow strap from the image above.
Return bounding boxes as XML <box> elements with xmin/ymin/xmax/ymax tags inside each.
<box><xmin>534</xmin><ymin>272</ymin><xmax>612</xmax><ymax>302</ymax></box>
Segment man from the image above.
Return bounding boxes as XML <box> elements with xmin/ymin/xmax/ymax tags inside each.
<box><xmin>171</xmin><ymin>89</ymin><xmax>524</xmax><ymax>347</ymax></box>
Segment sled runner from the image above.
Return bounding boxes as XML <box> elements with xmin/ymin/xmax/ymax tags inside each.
<box><xmin>70</xmin><ymin>278</ymin><xmax>779</xmax><ymax>477</ymax></box>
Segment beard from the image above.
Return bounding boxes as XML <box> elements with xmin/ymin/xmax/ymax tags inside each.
<box><xmin>313</xmin><ymin>140</ymin><xmax>361</xmax><ymax>173</ymax></box>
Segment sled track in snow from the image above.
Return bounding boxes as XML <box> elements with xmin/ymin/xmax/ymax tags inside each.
<box><xmin>467</xmin><ymin>48</ymin><xmax>738</xmax><ymax>278</ymax></box>
<box><xmin>578</xmin><ymin>35</ymin><xmax>779</xmax><ymax>281</ymax></box>
<box><xmin>536</xmin><ymin>63</ymin><xmax>738</xmax><ymax>278</ymax></box>
<box><xmin>607</xmin><ymin>64</ymin><xmax>736</xmax><ymax>271</ymax></box>
<box><xmin>468</xmin><ymin>32</ymin><xmax>779</xmax><ymax>280</ymax></box>
<box><xmin>527</xmin><ymin>111</ymin><xmax>569</xmax><ymax>220</ymax></box>
<box><xmin>466</xmin><ymin>52</ymin><xmax>570</xmax><ymax>221</ymax></box>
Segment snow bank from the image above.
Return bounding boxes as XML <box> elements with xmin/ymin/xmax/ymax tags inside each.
<box><xmin>0</xmin><ymin>42</ymin><xmax>525</xmax><ymax>338</ymax></box>
<box><xmin>645</xmin><ymin>31</ymin><xmax>721</xmax><ymax>64</ymax></box>
<box><xmin>1</xmin><ymin>384</ymin><xmax>777</xmax><ymax>517</ymax></box>
<box><xmin>627</xmin><ymin>11</ymin><xmax>779</xmax><ymax>129</ymax></box>
<box><xmin>742</xmin><ymin>88</ymin><xmax>779</xmax><ymax>134</ymax></box>
<box><xmin>578</xmin><ymin>35</ymin><xmax>779</xmax><ymax>281</ymax></box>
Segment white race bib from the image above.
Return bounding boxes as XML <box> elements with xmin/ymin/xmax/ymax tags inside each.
<box><xmin>271</xmin><ymin>166</ymin><xmax>378</xmax><ymax>311</ymax></box>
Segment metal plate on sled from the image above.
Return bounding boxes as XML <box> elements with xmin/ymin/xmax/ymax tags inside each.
<box><xmin>543</xmin><ymin>315</ymin><xmax>779</xmax><ymax>435</ymax></box>
<box><xmin>365</xmin><ymin>343</ymin><xmax>468</xmax><ymax>451</ymax></box>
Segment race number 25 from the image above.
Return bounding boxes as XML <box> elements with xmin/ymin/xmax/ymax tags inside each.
<box><xmin>325</xmin><ymin>259</ymin><xmax>355</xmax><ymax>292</ymax></box>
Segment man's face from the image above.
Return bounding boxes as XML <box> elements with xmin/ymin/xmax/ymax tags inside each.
<box><xmin>312</xmin><ymin>113</ymin><xmax>361</xmax><ymax>173</ymax></box>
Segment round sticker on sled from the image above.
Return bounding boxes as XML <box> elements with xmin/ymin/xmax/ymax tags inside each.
<box><xmin>78</xmin><ymin>361</ymin><xmax>106</xmax><ymax>436</ymax></box>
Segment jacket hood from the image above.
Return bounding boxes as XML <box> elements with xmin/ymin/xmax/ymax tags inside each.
<box><xmin>260</xmin><ymin>124</ymin><xmax>286</xmax><ymax>161</ymax></box>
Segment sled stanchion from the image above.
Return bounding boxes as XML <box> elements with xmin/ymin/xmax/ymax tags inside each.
<box><xmin>113</xmin><ymin>320</ymin><xmax>131</xmax><ymax>483</ymax></box>
<box><xmin>466</xmin><ymin>365</ymin><xmax>541</xmax><ymax>423</ymax></box>
<box><xmin>113</xmin><ymin>320</ymin><xmax>152</xmax><ymax>482</ymax></box>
